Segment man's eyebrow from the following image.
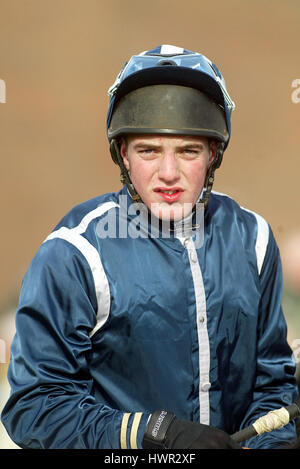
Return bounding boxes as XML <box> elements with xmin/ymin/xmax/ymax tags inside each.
<box><xmin>133</xmin><ymin>142</ymin><xmax>162</xmax><ymax>148</ymax></box>
<box><xmin>131</xmin><ymin>141</ymin><xmax>206</xmax><ymax>150</ymax></box>
<box><xmin>179</xmin><ymin>142</ymin><xmax>205</xmax><ymax>149</ymax></box>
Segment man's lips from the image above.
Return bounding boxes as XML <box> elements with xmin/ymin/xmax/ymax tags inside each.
<box><xmin>154</xmin><ymin>187</ymin><xmax>184</xmax><ymax>203</ymax></box>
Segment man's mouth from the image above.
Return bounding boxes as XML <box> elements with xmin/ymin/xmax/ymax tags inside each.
<box><xmin>154</xmin><ymin>188</ymin><xmax>183</xmax><ymax>203</ymax></box>
<box><xmin>160</xmin><ymin>190</ymin><xmax>178</xmax><ymax>195</ymax></box>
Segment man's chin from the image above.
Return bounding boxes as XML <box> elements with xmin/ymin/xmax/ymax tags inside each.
<box><xmin>149</xmin><ymin>201</ymin><xmax>194</xmax><ymax>222</ymax></box>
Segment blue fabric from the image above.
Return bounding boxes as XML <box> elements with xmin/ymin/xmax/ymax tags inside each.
<box><xmin>1</xmin><ymin>186</ymin><xmax>297</xmax><ymax>448</ymax></box>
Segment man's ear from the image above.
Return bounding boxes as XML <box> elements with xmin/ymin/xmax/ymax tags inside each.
<box><xmin>120</xmin><ymin>138</ymin><xmax>130</xmax><ymax>171</ymax></box>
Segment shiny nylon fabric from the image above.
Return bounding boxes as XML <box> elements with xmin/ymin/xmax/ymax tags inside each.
<box><xmin>1</xmin><ymin>186</ymin><xmax>297</xmax><ymax>449</ymax></box>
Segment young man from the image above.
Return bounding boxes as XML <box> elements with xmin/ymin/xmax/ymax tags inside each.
<box><xmin>1</xmin><ymin>45</ymin><xmax>298</xmax><ymax>449</ymax></box>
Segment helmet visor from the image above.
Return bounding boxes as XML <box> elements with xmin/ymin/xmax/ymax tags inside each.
<box><xmin>108</xmin><ymin>85</ymin><xmax>229</xmax><ymax>143</ymax></box>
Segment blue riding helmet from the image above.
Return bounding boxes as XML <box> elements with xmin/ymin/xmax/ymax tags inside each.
<box><xmin>107</xmin><ymin>44</ymin><xmax>235</xmax><ymax>149</ymax></box>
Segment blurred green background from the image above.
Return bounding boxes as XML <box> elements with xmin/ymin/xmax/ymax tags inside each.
<box><xmin>0</xmin><ymin>0</ymin><xmax>299</xmax><ymax>449</ymax></box>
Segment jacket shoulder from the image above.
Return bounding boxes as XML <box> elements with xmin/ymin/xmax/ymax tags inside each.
<box><xmin>210</xmin><ymin>191</ymin><xmax>268</xmax><ymax>228</ymax></box>
<box><xmin>210</xmin><ymin>191</ymin><xmax>270</xmax><ymax>275</ymax></box>
<box><xmin>53</xmin><ymin>192</ymin><xmax>119</xmax><ymax>231</ymax></box>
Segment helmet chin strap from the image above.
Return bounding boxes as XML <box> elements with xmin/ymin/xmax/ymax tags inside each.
<box><xmin>110</xmin><ymin>138</ymin><xmax>225</xmax><ymax>208</ymax></box>
<box><xmin>201</xmin><ymin>141</ymin><xmax>224</xmax><ymax>208</ymax></box>
<box><xmin>110</xmin><ymin>139</ymin><xmax>141</xmax><ymax>202</ymax></box>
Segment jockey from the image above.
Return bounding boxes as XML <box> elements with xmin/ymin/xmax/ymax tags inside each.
<box><xmin>1</xmin><ymin>45</ymin><xmax>298</xmax><ymax>449</ymax></box>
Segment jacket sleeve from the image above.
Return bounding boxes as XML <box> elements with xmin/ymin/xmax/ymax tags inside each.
<box><xmin>239</xmin><ymin>224</ymin><xmax>298</xmax><ymax>449</ymax></box>
<box><xmin>1</xmin><ymin>237</ymin><xmax>149</xmax><ymax>449</ymax></box>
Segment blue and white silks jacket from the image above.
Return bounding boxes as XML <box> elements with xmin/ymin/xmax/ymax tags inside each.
<box><xmin>1</xmin><ymin>186</ymin><xmax>297</xmax><ymax>449</ymax></box>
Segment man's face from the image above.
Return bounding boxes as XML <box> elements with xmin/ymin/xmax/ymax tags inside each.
<box><xmin>120</xmin><ymin>134</ymin><xmax>215</xmax><ymax>221</ymax></box>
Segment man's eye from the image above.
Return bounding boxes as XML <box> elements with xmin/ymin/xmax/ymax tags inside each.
<box><xmin>185</xmin><ymin>148</ymin><xmax>200</xmax><ymax>153</ymax></box>
<box><xmin>138</xmin><ymin>148</ymin><xmax>155</xmax><ymax>156</ymax></box>
<box><xmin>183</xmin><ymin>149</ymin><xmax>199</xmax><ymax>156</ymax></box>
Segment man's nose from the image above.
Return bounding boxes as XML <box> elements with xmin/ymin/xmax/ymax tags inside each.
<box><xmin>157</xmin><ymin>151</ymin><xmax>180</xmax><ymax>182</ymax></box>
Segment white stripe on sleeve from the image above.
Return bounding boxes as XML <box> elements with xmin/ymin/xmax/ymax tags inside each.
<box><xmin>242</xmin><ymin>208</ymin><xmax>269</xmax><ymax>275</ymax></box>
<box><xmin>44</xmin><ymin>201</ymin><xmax>119</xmax><ymax>337</ymax></box>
